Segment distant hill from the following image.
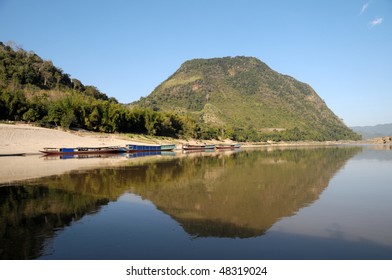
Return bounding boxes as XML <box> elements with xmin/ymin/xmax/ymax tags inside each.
<box><xmin>0</xmin><ymin>42</ymin><xmax>111</xmax><ymax>101</ymax></box>
<box><xmin>134</xmin><ymin>56</ymin><xmax>360</xmax><ymax>141</ymax></box>
<box><xmin>351</xmin><ymin>123</ymin><xmax>392</xmax><ymax>139</ymax></box>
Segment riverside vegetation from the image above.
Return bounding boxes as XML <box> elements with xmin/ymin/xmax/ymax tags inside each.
<box><xmin>0</xmin><ymin>42</ymin><xmax>360</xmax><ymax>142</ymax></box>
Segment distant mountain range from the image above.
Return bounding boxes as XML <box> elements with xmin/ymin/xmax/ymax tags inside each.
<box><xmin>351</xmin><ymin>123</ymin><xmax>392</xmax><ymax>139</ymax></box>
<box><xmin>134</xmin><ymin>56</ymin><xmax>360</xmax><ymax>141</ymax></box>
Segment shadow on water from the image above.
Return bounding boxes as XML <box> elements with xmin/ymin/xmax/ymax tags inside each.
<box><xmin>0</xmin><ymin>146</ymin><xmax>361</xmax><ymax>259</ymax></box>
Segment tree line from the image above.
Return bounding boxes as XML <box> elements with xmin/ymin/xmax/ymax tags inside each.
<box><xmin>0</xmin><ymin>85</ymin><xmax>222</xmax><ymax>139</ymax></box>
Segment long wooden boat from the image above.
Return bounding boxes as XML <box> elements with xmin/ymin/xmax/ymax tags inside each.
<box><xmin>40</xmin><ymin>146</ymin><xmax>123</xmax><ymax>155</ymax></box>
<box><xmin>0</xmin><ymin>153</ymin><xmax>26</xmax><ymax>157</ymax></box>
<box><xmin>42</xmin><ymin>153</ymin><xmax>125</xmax><ymax>160</ymax></box>
<box><xmin>182</xmin><ymin>144</ymin><xmax>216</xmax><ymax>150</ymax></box>
<box><xmin>125</xmin><ymin>144</ymin><xmax>176</xmax><ymax>152</ymax></box>
<box><xmin>216</xmin><ymin>143</ymin><xmax>241</xmax><ymax>150</ymax></box>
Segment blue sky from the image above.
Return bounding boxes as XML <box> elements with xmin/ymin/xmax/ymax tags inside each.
<box><xmin>0</xmin><ymin>0</ymin><xmax>391</xmax><ymax>126</ymax></box>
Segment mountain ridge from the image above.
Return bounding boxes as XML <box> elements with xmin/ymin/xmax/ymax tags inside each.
<box><xmin>351</xmin><ymin>123</ymin><xmax>392</xmax><ymax>139</ymax></box>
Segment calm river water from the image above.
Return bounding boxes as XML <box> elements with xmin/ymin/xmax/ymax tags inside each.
<box><xmin>1</xmin><ymin>146</ymin><xmax>392</xmax><ymax>259</ymax></box>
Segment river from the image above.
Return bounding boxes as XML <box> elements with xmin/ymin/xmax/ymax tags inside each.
<box><xmin>1</xmin><ymin>145</ymin><xmax>391</xmax><ymax>259</ymax></box>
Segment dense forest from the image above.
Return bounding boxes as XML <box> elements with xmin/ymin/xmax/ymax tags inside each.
<box><xmin>0</xmin><ymin>42</ymin><xmax>218</xmax><ymax>139</ymax></box>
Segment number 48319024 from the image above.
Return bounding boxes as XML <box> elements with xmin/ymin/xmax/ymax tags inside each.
<box><xmin>219</xmin><ymin>266</ymin><xmax>267</xmax><ymax>276</ymax></box>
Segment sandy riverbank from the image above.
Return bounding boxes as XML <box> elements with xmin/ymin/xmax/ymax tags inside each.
<box><xmin>0</xmin><ymin>124</ymin><xmax>132</xmax><ymax>184</ymax></box>
<box><xmin>0</xmin><ymin>123</ymin><xmax>153</xmax><ymax>155</ymax></box>
<box><xmin>0</xmin><ymin>123</ymin><xmax>240</xmax><ymax>154</ymax></box>
<box><xmin>0</xmin><ymin>123</ymin><xmax>377</xmax><ymax>155</ymax></box>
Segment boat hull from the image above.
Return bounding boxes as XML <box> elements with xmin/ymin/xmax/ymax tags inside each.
<box><xmin>182</xmin><ymin>144</ymin><xmax>216</xmax><ymax>150</ymax></box>
<box><xmin>216</xmin><ymin>144</ymin><xmax>241</xmax><ymax>150</ymax></box>
<box><xmin>125</xmin><ymin>144</ymin><xmax>176</xmax><ymax>152</ymax></box>
<box><xmin>40</xmin><ymin>147</ymin><xmax>122</xmax><ymax>155</ymax></box>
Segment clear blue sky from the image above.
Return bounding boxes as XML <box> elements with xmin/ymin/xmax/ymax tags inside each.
<box><xmin>0</xmin><ymin>0</ymin><xmax>391</xmax><ymax>126</ymax></box>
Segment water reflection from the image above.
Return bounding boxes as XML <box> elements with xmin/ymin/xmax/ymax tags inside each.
<box><xmin>0</xmin><ymin>185</ymin><xmax>109</xmax><ymax>259</ymax></box>
<box><xmin>130</xmin><ymin>147</ymin><xmax>361</xmax><ymax>238</ymax></box>
<box><xmin>0</xmin><ymin>147</ymin><xmax>361</xmax><ymax>259</ymax></box>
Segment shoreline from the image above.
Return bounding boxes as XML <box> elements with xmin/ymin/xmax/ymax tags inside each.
<box><xmin>0</xmin><ymin>123</ymin><xmax>151</xmax><ymax>155</ymax></box>
<box><xmin>1</xmin><ymin>123</ymin><xmax>390</xmax><ymax>185</ymax></box>
<box><xmin>0</xmin><ymin>123</ymin><xmax>389</xmax><ymax>155</ymax></box>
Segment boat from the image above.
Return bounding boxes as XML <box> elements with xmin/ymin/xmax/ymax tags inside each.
<box><xmin>182</xmin><ymin>144</ymin><xmax>216</xmax><ymax>150</ymax></box>
<box><xmin>216</xmin><ymin>143</ymin><xmax>241</xmax><ymax>150</ymax></box>
<box><xmin>0</xmin><ymin>153</ymin><xmax>26</xmax><ymax>157</ymax></box>
<box><xmin>40</xmin><ymin>146</ymin><xmax>123</xmax><ymax>155</ymax></box>
<box><xmin>42</xmin><ymin>153</ymin><xmax>125</xmax><ymax>160</ymax></box>
<box><xmin>125</xmin><ymin>144</ymin><xmax>176</xmax><ymax>152</ymax></box>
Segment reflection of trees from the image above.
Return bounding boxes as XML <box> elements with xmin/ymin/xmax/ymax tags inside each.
<box><xmin>0</xmin><ymin>147</ymin><xmax>361</xmax><ymax>259</ymax></box>
<box><xmin>0</xmin><ymin>158</ymin><xmax>179</xmax><ymax>259</ymax></box>
<box><xmin>0</xmin><ymin>186</ymin><xmax>108</xmax><ymax>259</ymax></box>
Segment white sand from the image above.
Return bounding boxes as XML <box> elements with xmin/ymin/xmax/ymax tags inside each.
<box><xmin>0</xmin><ymin>123</ymin><xmax>137</xmax><ymax>154</ymax></box>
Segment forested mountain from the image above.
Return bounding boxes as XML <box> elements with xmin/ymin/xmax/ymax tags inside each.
<box><xmin>0</xmin><ymin>42</ymin><xmax>194</xmax><ymax>137</ymax></box>
<box><xmin>135</xmin><ymin>56</ymin><xmax>360</xmax><ymax>141</ymax></box>
<box><xmin>351</xmin><ymin>123</ymin><xmax>392</xmax><ymax>139</ymax></box>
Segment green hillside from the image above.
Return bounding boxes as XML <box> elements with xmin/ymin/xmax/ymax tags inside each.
<box><xmin>0</xmin><ymin>42</ymin><xmax>189</xmax><ymax>137</ymax></box>
<box><xmin>136</xmin><ymin>56</ymin><xmax>360</xmax><ymax>141</ymax></box>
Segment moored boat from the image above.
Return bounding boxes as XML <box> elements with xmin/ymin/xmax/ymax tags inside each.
<box><xmin>40</xmin><ymin>146</ymin><xmax>123</xmax><ymax>155</ymax></box>
<box><xmin>0</xmin><ymin>153</ymin><xmax>26</xmax><ymax>157</ymax></box>
<box><xmin>125</xmin><ymin>144</ymin><xmax>176</xmax><ymax>152</ymax></box>
<box><xmin>216</xmin><ymin>143</ymin><xmax>241</xmax><ymax>150</ymax></box>
<box><xmin>182</xmin><ymin>144</ymin><xmax>216</xmax><ymax>150</ymax></box>
<box><xmin>42</xmin><ymin>153</ymin><xmax>125</xmax><ymax>160</ymax></box>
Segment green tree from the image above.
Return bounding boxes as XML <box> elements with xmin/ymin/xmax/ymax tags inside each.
<box><xmin>39</xmin><ymin>61</ymin><xmax>55</xmax><ymax>87</ymax></box>
<box><xmin>144</xmin><ymin>109</ymin><xmax>159</xmax><ymax>135</ymax></box>
<box><xmin>48</xmin><ymin>102</ymin><xmax>63</xmax><ymax>126</ymax></box>
<box><xmin>54</xmin><ymin>72</ymin><xmax>62</xmax><ymax>90</ymax></box>
<box><xmin>22</xmin><ymin>108</ymin><xmax>40</xmax><ymax>122</ymax></box>
<box><xmin>88</xmin><ymin>106</ymin><xmax>101</xmax><ymax>130</ymax></box>
<box><xmin>71</xmin><ymin>79</ymin><xmax>84</xmax><ymax>91</ymax></box>
<box><xmin>0</xmin><ymin>90</ymin><xmax>27</xmax><ymax>120</ymax></box>
<box><xmin>60</xmin><ymin>109</ymin><xmax>76</xmax><ymax>129</ymax></box>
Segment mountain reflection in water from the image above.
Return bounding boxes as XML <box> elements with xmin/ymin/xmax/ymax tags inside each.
<box><xmin>130</xmin><ymin>147</ymin><xmax>361</xmax><ymax>238</ymax></box>
<box><xmin>0</xmin><ymin>147</ymin><xmax>361</xmax><ymax>259</ymax></box>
